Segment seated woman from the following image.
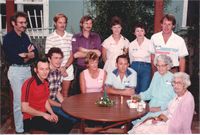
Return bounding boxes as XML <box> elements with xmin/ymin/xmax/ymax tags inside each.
<box><xmin>128</xmin><ymin>72</ymin><xmax>195</xmax><ymax>134</ymax></box>
<box><xmin>132</xmin><ymin>55</ymin><xmax>176</xmax><ymax>125</ymax></box>
<box><xmin>80</xmin><ymin>52</ymin><xmax>106</xmax><ymax>93</ymax></box>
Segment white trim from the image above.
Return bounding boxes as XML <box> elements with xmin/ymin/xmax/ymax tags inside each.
<box><xmin>43</xmin><ymin>0</ymin><xmax>49</xmax><ymax>34</ymax></box>
<box><xmin>181</xmin><ymin>0</ymin><xmax>188</xmax><ymax>28</ymax></box>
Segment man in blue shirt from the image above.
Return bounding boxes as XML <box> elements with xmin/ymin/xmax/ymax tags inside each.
<box><xmin>2</xmin><ymin>12</ymin><xmax>38</xmax><ymax>133</ymax></box>
<box><xmin>105</xmin><ymin>54</ymin><xmax>137</xmax><ymax>96</ymax></box>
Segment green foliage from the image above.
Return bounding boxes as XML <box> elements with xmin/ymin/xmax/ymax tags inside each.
<box><xmin>88</xmin><ymin>0</ymin><xmax>155</xmax><ymax>41</ymax></box>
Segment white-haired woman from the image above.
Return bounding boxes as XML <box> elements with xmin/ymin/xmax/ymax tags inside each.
<box><xmin>128</xmin><ymin>72</ymin><xmax>194</xmax><ymax>134</ymax></box>
<box><xmin>131</xmin><ymin>55</ymin><xmax>176</xmax><ymax>125</ymax></box>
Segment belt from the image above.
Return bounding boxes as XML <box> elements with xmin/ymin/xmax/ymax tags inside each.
<box><xmin>132</xmin><ymin>61</ymin><xmax>151</xmax><ymax>65</ymax></box>
<box><xmin>11</xmin><ymin>64</ymin><xmax>30</xmax><ymax>67</ymax></box>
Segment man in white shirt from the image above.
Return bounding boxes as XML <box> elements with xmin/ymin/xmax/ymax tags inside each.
<box><xmin>151</xmin><ymin>14</ymin><xmax>188</xmax><ymax>72</ymax></box>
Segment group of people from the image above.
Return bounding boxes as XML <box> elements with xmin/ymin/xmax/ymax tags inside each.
<box><xmin>2</xmin><ymin>10</ymin><xmax>194</xmax><ymax>134</ymax></box>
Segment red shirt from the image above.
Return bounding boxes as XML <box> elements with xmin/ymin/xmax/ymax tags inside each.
<box><xmin>21</xmin><ymin>75</ymin><xmax>49</xmax><ymax>120</ymax></box>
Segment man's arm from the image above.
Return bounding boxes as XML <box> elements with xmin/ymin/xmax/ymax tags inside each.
<box><xmin>105</xmin><ymin>86</ymin><xmax>134</xmax><ymax>96</ymax></box>
<box><xmin>22</xmin><ymin>102</ymin><xmax>53</xmax><ymax>121</ymax></box>
<box><xmin>74</xmin><ymin>47</ymin><xmax>101</xmax><ymax>58</ymax></box>
<box><xmin>102</xmin><ymin>47</ymin><xmax>107</xmax><ymax>63</ymax></box>
<box><xmin>179</xmin><ymin>57</ymin><xmax>186</xmax><ymax>72</ymax></box>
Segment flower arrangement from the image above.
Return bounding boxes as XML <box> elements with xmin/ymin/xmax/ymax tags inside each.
<box><xmin>96</xmin><ymin>90</ymin><xmax>114</xmax><ymax>107</ymax></box>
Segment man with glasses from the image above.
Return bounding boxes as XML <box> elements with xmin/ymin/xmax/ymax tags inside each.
<box><xmin>3</xmin><ymin>11</ymin><xmax>38</xmax><ymax>133</ymax></box>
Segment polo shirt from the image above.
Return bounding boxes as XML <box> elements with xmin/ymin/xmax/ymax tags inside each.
<box><xmin>151</xmin><ymin>31</ymin><xmax>188</xmax><ymax>67</ymax></box>
<box><xmin>129</xmin><ymin>37</ymin><xmax>154</xmax><ymax>63</ymax></box>
<box><xmin>72</xmin><ymin>32</ymin><xmax>101</xmax><ymax>68</ymax></box>
<box><xmin>21</xmin><ymin>75</ymin><xmax>49</xmax><ymax>120</ymax></box>
<box><xmin>105</xmin><ymin>68</ymin><xmax>137</xmax><ymax>90</ymax></box>
<box><xmin>3</xmin><ymin>30</ymin><xmax>38</xmax><ymax>65</ymax></box>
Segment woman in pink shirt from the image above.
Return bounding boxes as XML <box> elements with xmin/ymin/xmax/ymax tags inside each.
<box><xmin>80</xmin><ymin>52</ymin><xmax>106</xmax><ymax>93</ymax></box>
<box><xmin>128</xmin><ymin>72</ymin><xmax>195</xmax><ymax>134</ymax></box>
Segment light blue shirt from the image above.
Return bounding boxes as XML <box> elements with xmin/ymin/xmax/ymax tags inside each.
<box><xmin>105</xmin><ymin>68</ymin><xmax>137</xmax><ymax>90</ymax></box>
<box><xmin>140</xmin><ymin>71</ymin><xmax>176</xmax><ymax>111</ymax></box>
<box><xmin>132</xmin><ymin>71</ymin><xmax>176</xmax><ymax>125</ymax></box>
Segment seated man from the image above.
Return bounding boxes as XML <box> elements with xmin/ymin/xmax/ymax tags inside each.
<box><xmin>21</xmin><ymin>58</ymin><xmax>73</xmax><ymax>133</ymax></box>
<box><xmin>105</xmin><ymin>54</ymin><xmax>137</xmax><ymax>96</ymax></box>
<box><xmin>47</xmin><ymin>47</ymin><xmax>77</xmax><ymax>124</ymax></box>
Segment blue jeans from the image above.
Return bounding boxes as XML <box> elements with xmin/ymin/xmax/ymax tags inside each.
<box><xmin>131</xmin><ymin>61</ymin><xmax>151</xmax><ymax>94</ymax></box>
<box><xmin>52</xmin><ymin>106</ymin><xmax>78</xmax><ymax>124</ymax></box>
<box><xmin>8</xmin><ymin>66</ymin><xmax>31</xmax><ymax>132</ymax></box>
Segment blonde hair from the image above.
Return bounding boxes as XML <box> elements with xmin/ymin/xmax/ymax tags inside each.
<box><xmin>85</xmin><ymin>52</ymin><xmax>99</xmax><ymax>65</ymax></box>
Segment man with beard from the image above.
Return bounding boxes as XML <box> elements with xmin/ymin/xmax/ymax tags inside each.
<box><xmin>72</xmin><ymin>15</ymin><xmax>101</xmax><ymax>95</ymax></box>
<box><xmin>3</xmin><ymin>12</ymin><xmax>38</xmax><ymax>133</ymax></box>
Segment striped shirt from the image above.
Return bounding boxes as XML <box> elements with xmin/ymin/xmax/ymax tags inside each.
<box><xmin>45</xmin><ymin>31</ymin><xmax>73</xmax><ymax>67</ymax></box>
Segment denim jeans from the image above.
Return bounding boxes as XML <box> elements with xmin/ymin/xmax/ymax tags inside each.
<box><xmin>8</xmin><ymin>66</ymin><xmax>31</xmax><ymax>132</ymax></box>
<box><xmin>52</xmin><ymin>106</ymin><xmax>78</xmax><ymax>124</ymax></box>
<box><xmin>131</xmin><ymin>61</ymin><xmax>151</xmax><ymax>94</ymax></box>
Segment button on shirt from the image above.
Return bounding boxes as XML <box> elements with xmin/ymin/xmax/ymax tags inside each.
<box><xmin>105</xmin><ymin>68</ymin><xmax>137</xmax><ymax>90</ymax></box>
<box><xmin>72</xmin><ymin>32</ymin><xmax>101</xmax><ymax>68</ymax></box>
<box><xmin>3</xmin><ymin>30</ymin><xmax>38</xmax><ymax>65</ymax></box>
<box><xmin>151</xmin><ymin>31</ymin><xmax>188</xmax><ymax>67</ymax></box>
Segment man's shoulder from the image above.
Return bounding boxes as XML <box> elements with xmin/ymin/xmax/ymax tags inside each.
<box><xmin>23</xmin><ymin>77</ymin><xmax>35</xmax><ymax>87</ymax></box>
<box><xmin>127</xmin><ymin>68</ymin><xmax>137</xmax><ymax>76</ymax></box>
<box><xmin>151</xmin><ymin>31</ymin><xmax>162</xmax><ymax>38</ymax></box>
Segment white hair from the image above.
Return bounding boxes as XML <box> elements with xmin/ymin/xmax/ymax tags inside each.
<box><xmin>172</xmin><ymin>72</ymin><xmax>191</xmax><ymax>88</ymax></box>
<box><xmin>154</xmin><ymin>55</ymin><xmax>173</xmax><ymax>69</ymax></box>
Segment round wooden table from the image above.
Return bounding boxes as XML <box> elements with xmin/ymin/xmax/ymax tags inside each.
<box><xmin>62</xmin><ymin>92</ymin><xmax>148</xmax><ymax>133</ymax></box>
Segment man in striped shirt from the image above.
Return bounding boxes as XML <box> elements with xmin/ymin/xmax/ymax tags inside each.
<box><xmin>45</xmin><ymin>13</ymin><xmax>73</xmax><ymax>97</ymax></box>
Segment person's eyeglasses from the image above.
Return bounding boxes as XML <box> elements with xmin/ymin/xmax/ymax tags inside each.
<box><xmin>156</xmin><ymin>64</ymin><xmax>167</xmax><ymax>68</ymax></box>
<box><xmin>16</xmin><ymin>21</ymin><xmax>28</xmax><ymax>25</ymax></box>
<box><xmin>171</xmin><ymin>81</ymin><xmax>183</xmax><ymax>86</ymax></box>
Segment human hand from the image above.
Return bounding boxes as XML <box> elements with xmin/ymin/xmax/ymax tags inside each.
<box><xmin>28</xmin><ymin>44</ymin><xmax>35</xmax><ymax>52</ymax></box>
<box><xmin>60</xmin><ymin>66</ymin><xmax>68</xmax><ymax>77</ymax></box>
<box><xmin>18</xmin><ymin>53</ymin><xmax>28</xmax><ymax>58</ymax></box>
<box><xmin>42</xmin><ymin>113</ymin><xmax>52</xmax><ymax>121</ymax></box>
<box><xmin>50</xmin><ymin>113</ymin><xmax>58</xmax><ymax>123</ymax></box>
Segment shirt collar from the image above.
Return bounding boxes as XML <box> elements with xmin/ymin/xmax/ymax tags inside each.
<box><xmin>112</xmin><ymin>68</ymin><xmax>132</xmax><ymax>77</ymax></box>
<box><xmin>53</xmin><ymin>31</ymin><xmax>67</xmax><ymax>37</ymax></box>
<box><xmin>34</xmin><ymin>74</ymin><xmax>44</xmax><ymax>85</ymax></box>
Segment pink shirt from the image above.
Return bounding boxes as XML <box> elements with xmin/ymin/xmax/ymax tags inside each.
<box><xmin>83</xmin><ymin>69</ymin><xmax>105</xmax><ymax>93</ymax></box>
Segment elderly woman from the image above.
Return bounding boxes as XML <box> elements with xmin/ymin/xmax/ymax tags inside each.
<box><xmin>102</xmin><ymin>16</ymin><xmax>130</xmax><ymax>73</ymax></box>
<box><xmin>128</xmin><ymin>72</ymin><xmax>194</xmax><ymax>134</ymax></box>
<box><xmin>80</xmin><ymin>52</ymin><xmax>106</xmax><ymax>93</ymax></box>
<box><xmin>132</xmin><ymin>55</ymin><xmax>176</xmax><ymax>125</ymax></box>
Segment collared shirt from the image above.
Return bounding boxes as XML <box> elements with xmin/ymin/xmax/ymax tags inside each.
<box><xmin>151</xmin><ymin>31</ymin><xmax>188</xmax><ymax>67</ymax></box>
<box><xmin>21</xmin><ymin>74</ymin><xmax>49</xmax><ymax>120</ymax></box>
<box><xmin>129</xmin><ymin>37</ymin><xmax>154</xmax><ymax>63</ymax></box>
<box><xmin>3</xmin><ymin>30</ymin><xmax>38</xmax><ymax>65</ymax></box>
<box><xmin>47</xmin><ymin>69</ymin><xmax>62</xmax><ymax>100</ymax></box>
<box><xmin>140</xmin><ymin>71</ymin><xmax>176</xmax><ymax>111</ymax></box>
<box><xmin>105</xmin><ymin>68</ymin><xmax>137</xmax><ymax>90</ymax></box>
<box><xmin>72</xmin><ymin>32</ymin><xmax>101</xmax><ymax>68</ymax></box>
<box><xmin>45</xmin><ymin>31</ymin><xmax>73</xmax><ymax>67</ymax></box>
<box><xmin>102</xmin><ymin>35</ymin><xmax>130</xmax><ymax>73</ymax></box>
